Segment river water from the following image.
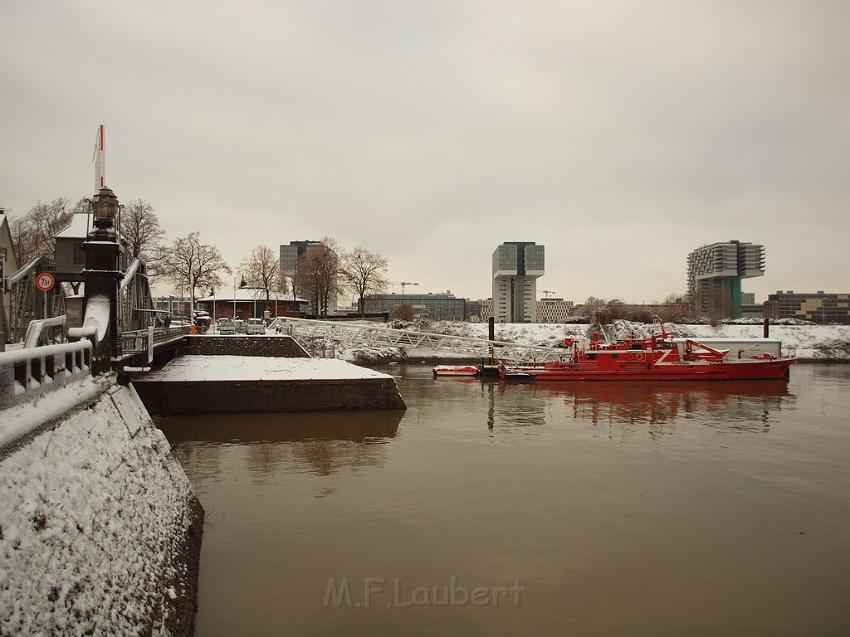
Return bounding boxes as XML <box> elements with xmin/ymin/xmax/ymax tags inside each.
<box><xmin>158</xmin><ymin>364</ymin><xmax>850</xmax><ymax>636</ymax></box>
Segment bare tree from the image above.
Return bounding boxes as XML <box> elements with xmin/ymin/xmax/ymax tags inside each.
<box><xmin>10</xmin><ymin>198</ymin><xmax>74</xmax><ymax>265</ymax></box>
<box><xmin>299</xmin><ymin>237</ymin><xmax>341</xmax><ymax>316</ymax></box>
<box><xmin>120</xmin><ymin>199</ymin><xmax>165</xmax><ymax>262</ymax></box>
<box><xmin>690</xmin><ymin>287</ymin><xmax>728</xmax><ymax>324</ymax></box>
<box><xmin>158</xmin><ymin>232</ymin><xmax>231</xmax><ymax>320</ymax></box>
<box><xmin>339</xmin><ymin>247</ymin><xmax>388</xmax><ymax>316</ymax></box>
<box><xmin>29</xmin><ymin>198</ymin><xmax>73</xmax><ymax>257</ymax></box>
<box><xmin>582</xmin><ymin>296</ymin><xmax>606</xmax><ymax>322</ymax></box>
<box><xmin>9</xmin><ymin>215</ymin><xmax>33</xmax><ymax>266</ymax></box>
<box><xmin>241</xmin><ymin>244</ymin><xmax>282</xmax><ymax>305</ymax></box>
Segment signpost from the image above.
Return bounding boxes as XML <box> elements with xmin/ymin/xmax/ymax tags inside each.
<box><xmin>35</xmin><ymin>272</ymin><xmax>56</xmax><ymax>319</ymax></box>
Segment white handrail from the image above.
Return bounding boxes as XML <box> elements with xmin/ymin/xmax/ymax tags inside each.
<box><xmin>0</xmin><ymin>339</ymin><xmax>94</xmax><ymax>411</ymax></box>
<box><xmin>268</xmin><ymin>316</ymin><xmax>564</xmax><ymax>362</ymax></box>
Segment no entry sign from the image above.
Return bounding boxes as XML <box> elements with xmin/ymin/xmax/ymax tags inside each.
<box><xmin>35</xmin><ymin>272</ymin><xmax>56</xmax><ymax>292</ymax></box>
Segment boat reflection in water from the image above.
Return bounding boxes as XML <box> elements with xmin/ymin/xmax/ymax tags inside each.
<box><xmin>495</xmin><ymin>378</ymin><xmax>794</xmax><ymax>435</ymax></box>
<box><xmin>157</xmin><ymin>410</ymin><xmax>403</xmax><ymax>482</ymax></box>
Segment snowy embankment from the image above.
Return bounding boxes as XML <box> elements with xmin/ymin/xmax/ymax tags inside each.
<box><xmin>339</xmin><ymin>320</ymin><xmax>850</xmax><ymax>363</ymax></box>
<box><xmin>606</xmin><ymin>320</ymin><xmax>850</xmax><ymax>361</ymax></box>
<box><xmin>0</xmin><ymin>384</ymin><xmax>202</xmax><ymax>635</ymax></box>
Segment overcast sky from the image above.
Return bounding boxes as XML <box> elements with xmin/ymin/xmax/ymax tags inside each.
<box><xmin>2</xmin><ymin>0</ymin><xmax>848</xmax><ymax>303</ymax></box>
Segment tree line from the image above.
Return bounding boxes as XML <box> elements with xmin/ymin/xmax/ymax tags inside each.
<box><xmin>278</xmin><ymin>238</ymin><xmax>389</xmax><ymax>317</ymax></box>
<box><xmin>8</xmin><ymin>197</ymin><xmax>388</xmax><ymax>317</ymax></box>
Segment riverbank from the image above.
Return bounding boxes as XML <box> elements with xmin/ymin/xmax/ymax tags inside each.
<box><xmin>339</xmin><ymin>320</ymin><xmax>850</xmax><ymax>364</ymax></box>
<box><xmin>0</xmin><ymin>383</ymin><xmax>202</xmax><ymax>635</ymax></box>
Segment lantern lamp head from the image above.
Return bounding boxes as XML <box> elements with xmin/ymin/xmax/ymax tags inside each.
<box><xmin>92</xmin><ymin>187</ymin><xmax>119</xmax><ymax>222</ymax></box>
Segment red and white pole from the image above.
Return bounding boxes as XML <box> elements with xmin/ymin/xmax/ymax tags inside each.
<box><xmin>95</xmin><ymin>124</ymin><xmax>106</xmax><ymax>191</ymax></box>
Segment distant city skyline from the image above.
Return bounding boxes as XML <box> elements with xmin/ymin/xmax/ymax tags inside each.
<box><xmin>1</xmin><ymin>1</ymin><xmax>848</xmax><ymax>303</ymax></box>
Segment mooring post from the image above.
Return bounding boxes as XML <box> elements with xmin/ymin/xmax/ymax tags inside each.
<box><xmin>488</xmin><ymin>316</ymin><xmax>495</xmax><ymax>363</ymax></box>
<box><xmin>82</xmin><ymin>187</ymin><xmax>123</xmax><ymax>373</ymax></box>
<box><xmin>763</xmin><ymin>316</ymin><xmax>769</xmax><ymax>338</ymax></box>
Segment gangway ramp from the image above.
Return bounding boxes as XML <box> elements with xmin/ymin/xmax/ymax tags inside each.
<box><xmin>267</xmin><ymin>317</ymin><xmax>566</xmax><ymax>363</ymax></box>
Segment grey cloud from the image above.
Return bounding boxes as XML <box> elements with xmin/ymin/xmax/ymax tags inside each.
<box><xmin>1</xmin><ymin>0</ymin><xmax>848</xmax><ymax>303</ymax></box>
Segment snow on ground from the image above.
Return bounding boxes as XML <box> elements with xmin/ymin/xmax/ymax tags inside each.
<box><xmin>138</xmin><ymin>355</ymin><xmax>391</xmax><ymax>382</ymax></box>
<box><xmin>0</xmin><ymin>384</ymin><xmax>198</xmax><ymax>635</ymax></box>
<box><xmin>607</xmin><ymin>320</ymin><xmax>850</xmax><ymax>360</ymax></box>
<box><xmin>427</xmin><ymin>321</ymin><xmax>589</xmax><ymax>346</ymax></box>
<box><xmin>0</xmin><ymin>375</ymin><xmax>112</xmax><ymax>451</ymax></box>
<box><xmin>342</xmin><ymin>346</ymin><xmax>407</xmax><ymax>365</ymax></box>
<box><xmin>339</xmin><ymin>320</ymin><xmax>850</xmax><ymax>362</ymax></box>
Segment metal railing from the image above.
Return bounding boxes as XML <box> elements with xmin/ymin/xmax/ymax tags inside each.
<box><xmin>22</xmin><ymin>315</ymin><xmax>67</xmax><ymax>349</ymax></box>
<box><xmin>120</xmin><ymin>325</ymin><xmax>191</xmax><ymax>360</ymax></box>
<box><xmin>0</xmin><ymin>339</ymin><xmax>93</xmax><ymax>407</ymax></box>
<box><xmin>268</xmin><ymin>316</ymin><xmax>564</xmax><ymax>362</ymax></box>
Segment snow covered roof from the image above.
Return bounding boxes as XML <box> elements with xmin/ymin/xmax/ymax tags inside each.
<box><xmin>54</xmin><ymin>213</ymin><xmax>92</xmax><ymax>239</ymax></box>
<box><xmin>196</xmin><ymin>287</ymin><xmax>307</xmax><ymax>303</ymax></box>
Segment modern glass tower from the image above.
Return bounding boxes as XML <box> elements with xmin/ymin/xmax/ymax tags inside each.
<box><xmin>687</xmin><ymin>240</ymin><xmax>765</xmax><ymax>318</ymax></box>
<box><xmin>492</xmin><ymin>242</ymin><xmax>545</xmax><ymax>323</ymax></box>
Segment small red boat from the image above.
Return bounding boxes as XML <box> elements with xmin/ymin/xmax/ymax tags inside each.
<box><xmin>433</xmin><ymin>365</ymin><xmax>480</xmax><ymax>377</ymax></box>
<box><xmin>499</xmin><ymin>325</ymin><xmax>793</xmax><ymax>382</ymax></box>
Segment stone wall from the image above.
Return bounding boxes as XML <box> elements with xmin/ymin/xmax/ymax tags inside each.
<box><xmin>0</xmin><ymin>384</ymin><xmax>203</xmax><ymax>635</ymax></box>
<box><xmin>186</xmin><ymin>335</ymin><xmax>309</xmax><ymax>358</ymax></box>
<box><xmin>135</xmin><ymin>378</ymin><xmax>406</xmax><ymax>414</ymax></box>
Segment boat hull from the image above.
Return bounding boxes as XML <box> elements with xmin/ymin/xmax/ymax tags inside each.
<box><xmin>433</xmin><ymin>365</ymin><xmax>480</xmax><ymax>377</ymax></box>
<box><xmin>505</xmin><ymin>358</ymin><xmax>794</xmax><ymax>382</ymax></box>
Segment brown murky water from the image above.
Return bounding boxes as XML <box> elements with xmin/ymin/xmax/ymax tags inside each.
<box><xmin>158</xmin><ymin>364</ymin><xmax>850</xmax><ymax>636</ymax></box>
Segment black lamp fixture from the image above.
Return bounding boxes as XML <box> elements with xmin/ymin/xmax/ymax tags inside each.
<box><xmin>91</xmin><ymin>186</ymin><xmax>119</xmax><ymax>221</ymax></box>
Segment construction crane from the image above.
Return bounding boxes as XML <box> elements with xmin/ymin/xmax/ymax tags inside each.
<box><xmin>390</xmin><ymin>281</ymin><xmax>419</xmax><ymax>293</ymax></box>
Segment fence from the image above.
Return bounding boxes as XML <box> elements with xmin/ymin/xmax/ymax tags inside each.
<box><xmin>120</xmin><ymin>326</ymin><xmax>191</xmax><ymax>361</ymax></box>
<box><xmin>0</xmin><ymin>340</ymin><xmax>93</xmax><ymax>408</ymax></box>
<box><xmin>22</xmin><ymin>315</ymin><xmax>67</xmax><ymax>349</ymax></box>
<box><xmin>268</xmin><ymin>316</ymin><xmax>563</xmax><ymax>362</ymax></box>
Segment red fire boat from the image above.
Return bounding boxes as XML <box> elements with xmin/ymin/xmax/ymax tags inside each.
<box><xmin>499</xmin><ymin>325</ymin><xmax>794</xmax><ymax>382</ymax></box>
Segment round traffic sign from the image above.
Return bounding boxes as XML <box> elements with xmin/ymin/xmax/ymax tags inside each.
<box><xmin>35</xmin><ymin>272</ymin><xmax>56</xmax><ymax>292</ymax></box>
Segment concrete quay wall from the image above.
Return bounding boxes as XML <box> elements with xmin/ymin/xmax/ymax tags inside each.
<box><xmin>0</xmin><ymin>384</ymin><xmax>203</xmax><ymax>636</ymax></box>
<box><xmin>135</xmin><ymin>377</ymin><xmax>406</xmax><ymax>414</ymax></box>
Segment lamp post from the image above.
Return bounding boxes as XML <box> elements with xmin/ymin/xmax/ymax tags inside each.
<box><xmin>83</xmin><ymin>186</ymin><xmax>122</xmax><ymax>371</ymax></box>
<box><xmin>189</xmin><ymin>270</ymin><xmax>195</xmax><ymax>330</ymax></box>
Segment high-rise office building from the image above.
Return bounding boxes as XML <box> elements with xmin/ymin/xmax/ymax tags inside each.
<box><xmin>686</xmin><ymin>240</ymin><xmax>764</xmax><ymax>318</ymax></box>
<box><xmin>492</xmin><ymin>242</ymin><xmax>544</xmax><ymax>323</ymax></box>
<box><xmin>279</xmin><ymin>240</ymin><xmax>337</xmax><ymax>315</ymax></box>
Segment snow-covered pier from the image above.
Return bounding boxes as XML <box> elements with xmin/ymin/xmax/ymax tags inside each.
<box><xmin>133</xmin><ymin>355</ymin><xmax>406</xmax><ymax>414</ymax></box>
